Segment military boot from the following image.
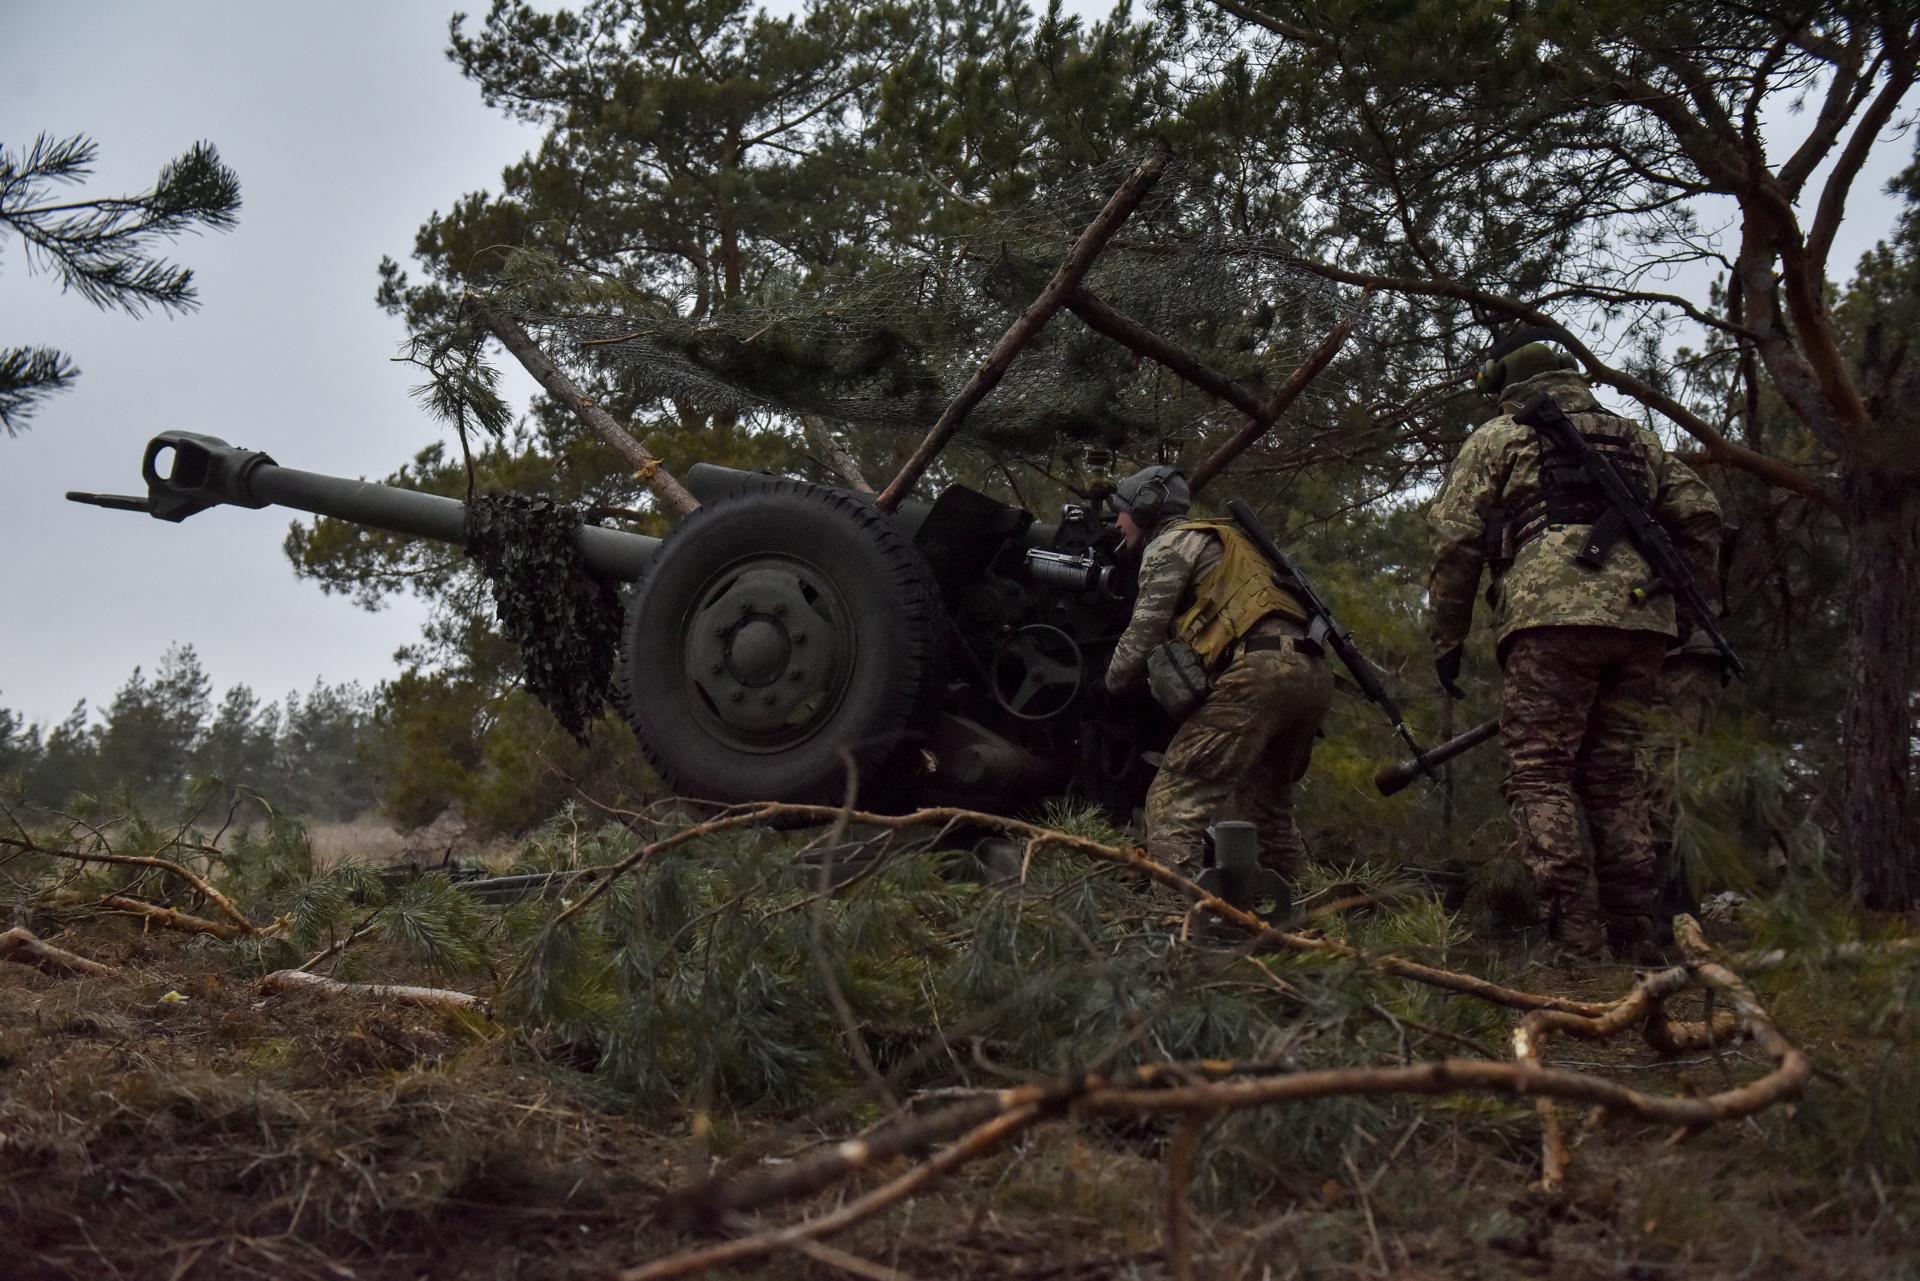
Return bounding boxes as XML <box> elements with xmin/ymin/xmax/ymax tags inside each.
<box><xmin>1534</xmin><ymin>880</ymin><xmax>1606</xmax><ymax>963</ymax></box>
<box><xmin>1547</xmin><ymin>902</ymin><xmax>1606</xmax><ymax>962</ymax></box>
<box><xmin>1605</xmin><ymin>914</ymin><xmax>1666</xmax><ymax>967</ymax></box>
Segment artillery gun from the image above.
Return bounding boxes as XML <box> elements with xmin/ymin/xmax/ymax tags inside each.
<box><xmin>71</xmin><ymin>429</ymin><xmax>1163</xmax><ymax>816</ymax></box>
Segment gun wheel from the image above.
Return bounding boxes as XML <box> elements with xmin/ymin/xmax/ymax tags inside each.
<box><xmin>619</xmin><ymin>480</ymin><xmax>945</xmax><ymax>804</ymax></box>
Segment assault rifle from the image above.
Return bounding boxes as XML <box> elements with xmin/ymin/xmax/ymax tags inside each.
<box><xmin>1514</xmin><ymin>392</ymin><xmax>1746</xmax><ymax>680</ymax></box>
<box><xmin>1226</xmin><ymin>498</ymin><xmax>1442</xmax><ymax>786</ymax></box>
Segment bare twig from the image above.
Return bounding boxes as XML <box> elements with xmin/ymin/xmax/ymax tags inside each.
<box><xmin>297</xmin><ymin>911</ymin><xmax>382</xmax><ymax>974</ymax></box>
<box><xmin>810</xmin><ymin>755</ymin><xmax>898</xmax><ymax>1108</ymax></box>
<box><xmin>624</xmin><ymin>1104</ymin><xmax>1046</xmax><ymax>1281</ymax></box>
<box><xmin>637</xmin><ymin>957</ymin><xmax>1808</xmax><ymax>1277</ymax></box>
<box><xmin>802</xmin><ymin>415</ymin><xmax>874</xmax><ymax>493</ymax></box>
<box><xmin>1166</xmin><ymin>1114</ymin><xmax>1201</xmax><ymax>1281</ymax></box>
<box><xmin>788</xmin><ymin>1239</ymin><xmax>920</xmax><ymax>1281</ymax></box>
<box><xmin>465</xmin><ymin>294</ymin><xmax>699</xmax><ymax>515</ymax></box>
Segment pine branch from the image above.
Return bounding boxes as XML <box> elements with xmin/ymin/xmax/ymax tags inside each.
<box><xmin>554</xmin><ymin>798</ymin><xmax>1619</xmax><ymax>1019</ymax></box>
<box><xmin>100</xmin><ymin>894</ymin><xmax>248</xmax><ymax>940</ymax></box>
<box><xmin>0</xmin><ymin>345</ymin><xmax>79</xmax><ymax>434</ymax></box>
<box><xmin>1</xmin><ymin>134</ymin><xmax>241</xmax><ymax>319</ymax></box>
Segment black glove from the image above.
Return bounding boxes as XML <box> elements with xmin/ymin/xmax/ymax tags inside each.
<box><xmin>1435</xmin><ymin>645</ymin><xmax>1467</xmax><ymax>701</ymax></box>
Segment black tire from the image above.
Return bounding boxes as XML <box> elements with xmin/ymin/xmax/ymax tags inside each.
<box><xmin>619</xmin><ymin>480</ymin><xmax>946</xmax><ymax>804</ymax></box>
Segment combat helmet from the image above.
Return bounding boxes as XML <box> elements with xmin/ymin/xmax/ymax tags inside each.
<box><xmin>1111</xmin><ymin>465</ymin><xmax>1190</xmax><ymax>526</ymax></box>
<box><xmin>1476</xmin><ymin>327</ymin><xmax>1580</xmax><ymax>398</ymax></box>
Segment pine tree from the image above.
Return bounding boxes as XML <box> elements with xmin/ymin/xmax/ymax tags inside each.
<box><xmin>0</xmin><ymin>699</ymin><xmax>39</xmax><ymax>785</ymax></box>
<box><xmin>28</xmin><ymin>701</ymin><xmax>95</xmax><ymax>806</ymax></box>
<box><xmin>0</xmin><ymin>133</ymin><xmax>240</xmax><ymax>432</ymax></box>
<box><xmin>93</xmin><ymin>644</ymin><xmax>212</xmax><ymax>807</ymax></box>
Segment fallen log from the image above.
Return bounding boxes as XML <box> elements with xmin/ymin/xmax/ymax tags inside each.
<box><xmin>0</xmin><ymin>926</ymin><xmax>117</xmax><ymax>978</ymax></box>
<box><xmin>260</xmin><ymin>968</ymin><xmax>488</xmax><ymax>1015</ymax></box>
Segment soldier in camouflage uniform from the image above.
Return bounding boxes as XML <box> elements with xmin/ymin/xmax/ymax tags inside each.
<box><xmin>1426</xmin><ymin>341</ymin><xmax>1722</xmax><ymax>958</ymax></box>
<box><xmin>1103</xmin><ymin>466</ymin><xmax>1333</xmax><ymax>879</ymax></box>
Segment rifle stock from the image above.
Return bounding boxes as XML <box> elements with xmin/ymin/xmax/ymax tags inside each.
<box><xmin>1374</xmin><ymin>715</ymin><xmax>1498</xmax><ymax>796</ymax></box>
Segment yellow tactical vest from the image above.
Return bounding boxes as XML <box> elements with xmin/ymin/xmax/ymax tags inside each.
<box><xmin>1168</xmin><ymin>519</ymin><xmax>1310</xmax><ymax>668</ymax></box>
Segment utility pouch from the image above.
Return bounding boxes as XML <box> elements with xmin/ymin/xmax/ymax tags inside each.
<box><xmin>1146</xmin><ymin>639</ymin><xmax>1210</xmax><ymax>721</ymax></box>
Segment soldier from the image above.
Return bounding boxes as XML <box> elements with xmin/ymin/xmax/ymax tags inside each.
<box><xmin>1426</xmin><ymin>339</ymin><xmax>1722</xmax><ymax>960</ymax></box>
<box><xmin>1103</xmin><ymin>465</ymin><xmax>1333</xmax><ymax>882</ymax></box>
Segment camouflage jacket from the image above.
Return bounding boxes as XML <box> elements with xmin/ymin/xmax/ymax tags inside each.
<box><xmin>1426</xmin><ymin>371</ymin><xmax>1722</xmax><ymax>654</ymax></box>
<box><xmin>1104</xmin><ymin>524</ymin><xmax>1222</xmax><ymax>693</ymax></box>
<box><xmin>1104</xmin><ymin>521</ymin><xmax>1301</xmax><ymax>692</ymax></box>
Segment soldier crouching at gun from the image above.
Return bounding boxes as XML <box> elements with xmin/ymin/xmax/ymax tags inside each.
<box><xmin>1101</xmin><ymin>465</ymin><xmax>1333</xmax><ymax>887</ymax></box>
<box><xmin>1426</xmin><ymin>333</ymin><xmax>1730</xmax><ymax>964</ymax></box>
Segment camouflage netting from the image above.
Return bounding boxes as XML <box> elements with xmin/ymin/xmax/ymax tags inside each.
<box><xmin>519</xmin><ymin>158</ymin><xmax>1374</xmax><ymax>462</ymax></box>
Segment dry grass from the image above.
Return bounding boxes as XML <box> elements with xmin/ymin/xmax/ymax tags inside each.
<box><xmin>262</xmin><ymin>811</ymin><xmax>519</xmax><ymax>871</ymax></box>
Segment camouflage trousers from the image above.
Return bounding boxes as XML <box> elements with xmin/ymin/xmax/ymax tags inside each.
<box><xmin>1500</xmin><ymin>625</ymin><xmax>1668</xmax><ymax>953</ymax></box>
<box><xmin>1144</xmin><ymin>639</ymin><xmax>1333</xmax><ymax>879</ymax></box>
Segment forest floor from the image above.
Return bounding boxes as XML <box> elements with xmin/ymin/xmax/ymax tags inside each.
<box><xmin>2</xmin><ymin>905</ymin><xmax>1915</xmax><ymax>1281</ymax></box>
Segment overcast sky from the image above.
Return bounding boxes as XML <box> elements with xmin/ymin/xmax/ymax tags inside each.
<box><xmin>2</xmin><ymin>3</ymin><xmax>1913</xmax><ymax>728</ymax></box>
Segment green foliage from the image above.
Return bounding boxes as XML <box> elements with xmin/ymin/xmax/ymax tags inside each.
<box><xmin>0</xmin><ymin>133</ymin><xmax>240</xmax><ymax>432</ymax></box>
<box><xmin>486</xmin><ymin>817</ymin><xmax>1512</xmax><ymax>1190</ymax></box>
<box><xmin>189</xmin><ymin>809</ymin><xmax>491</xmax><ymax>981</ymax></box>
<box><xmin>1666</xmin><ymin>714</ymin><xmax>1817</xmax><ymax>895</ymax></box>
<box><xmin>373</xmin><ymin>675</ymin><xmax>651</xmax><ymax>834</ymax></box>
<box><xmin>0</xmin><ymin>791</ymin><xmax>490</xmax><ymax>984</ymax></box>
<box><xmin>395</xmin><ymin>318</ymin><xmax>513</xmax><ymax>458</ymax></box>
<box><xmin>1738</xmin><ymin>880</ymin><xmax>1920</xmax><ymax>1188</ymax></box>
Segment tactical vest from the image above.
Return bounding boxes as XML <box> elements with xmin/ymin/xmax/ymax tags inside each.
<box><xmin>1511</xmin><ymin>410</ymin><xmax>1652</xmax><ymax>550</ymax></box>
<box><xmin>1168</xmin><ymin>520</ymin><xmax>1310</xmax><ymax>668</ymax></box>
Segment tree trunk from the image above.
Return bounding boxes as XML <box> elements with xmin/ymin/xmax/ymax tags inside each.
<box><xmin>1841</xmin><ymin>466</ymin><xmax>1919</xmax><ymax>909</ymax></box>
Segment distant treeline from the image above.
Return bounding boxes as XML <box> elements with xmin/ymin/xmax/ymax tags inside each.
<box><xmin>0</xmin><ymin>645</ymin><xmax>379</xmax><ymax>820</ymax></box>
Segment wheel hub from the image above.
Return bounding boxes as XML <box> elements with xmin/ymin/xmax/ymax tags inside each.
<box><xmin>727</xmin><ymin>618</ymin><xmax>790</xmax><ymax>686</ymax></box>
<box><xmin>686</xmin><ymin>566</ymin><xmax>838</xmax><ymax>737</ymax></box>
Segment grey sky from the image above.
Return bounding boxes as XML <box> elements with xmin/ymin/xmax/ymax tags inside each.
<box><xmin>2</xmin><ymin>2</ymin><xmax>545</xmax><ymax>725</ymax></box>
<box><xmin>1</xmin><ymin>3</ymin><xmax>1912</xmax><ymax>729</ymax></box>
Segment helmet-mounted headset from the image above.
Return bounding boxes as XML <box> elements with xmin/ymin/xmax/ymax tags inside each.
<box><xmin>1112</xmin><ymin>465</ymin><xmax>1190</xmax><ymax>526</ymax></box>
<box><xmin>1476</xmin><ymin>326</ymin><xmax>1580</xmax><ymax>398</ymax></box>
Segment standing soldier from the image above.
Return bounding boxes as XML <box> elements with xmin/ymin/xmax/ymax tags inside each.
<box><xmin>1426</xmin><ymin>338</ymin><xmax>1723</xmax><ymax>960</ymax></box>
<box><xmin>1103</xmin><ymin>466</ymin><xmax>1333</xmax><ymax>883</ymax></box>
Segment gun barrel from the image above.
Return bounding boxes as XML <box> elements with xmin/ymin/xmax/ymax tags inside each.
<box><xmin>1374</xmin><ymin>715</ymin><xmax>1499</xmax><ymax>796</ymax></box>
<box><xmin>72</xmin><ymin>431</ymin><xmax>661</xmax><ymax>582</ymax></box>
